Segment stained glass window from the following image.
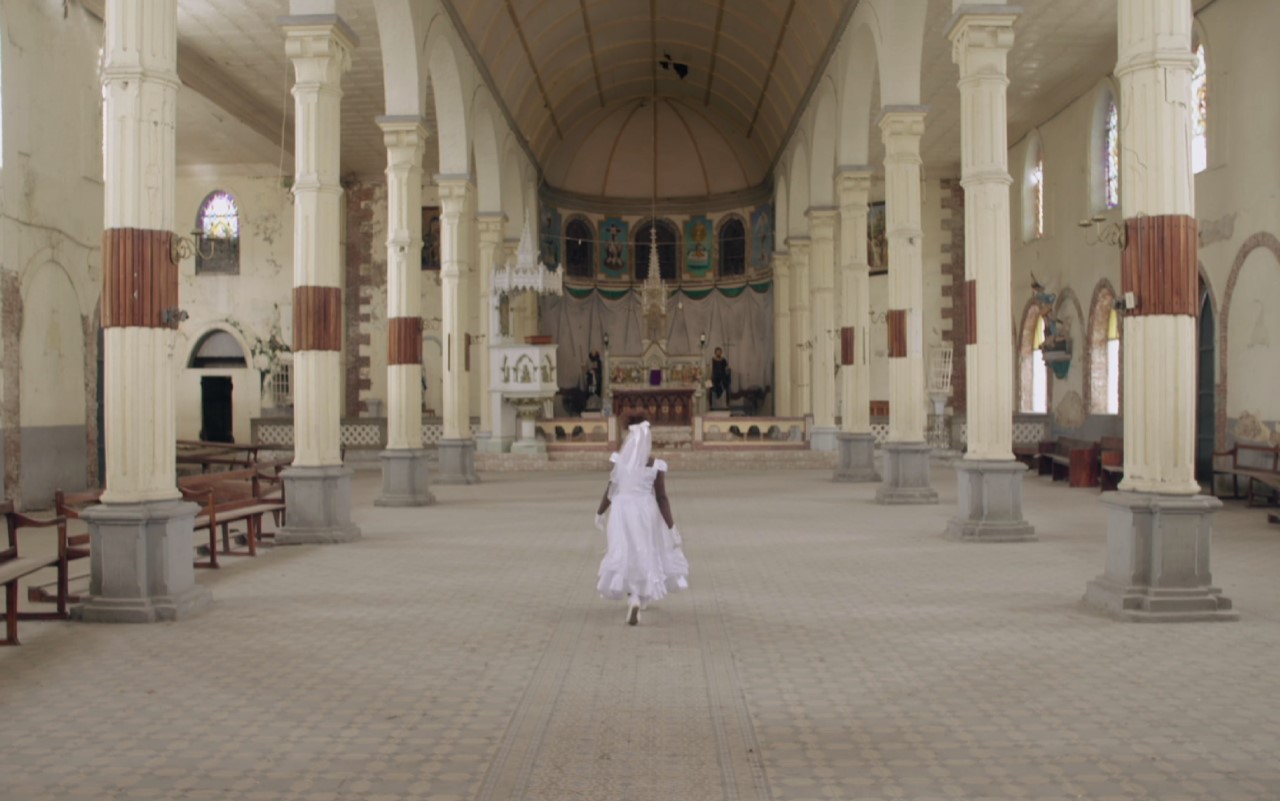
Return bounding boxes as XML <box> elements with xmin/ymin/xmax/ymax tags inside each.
<box><xmin>195</xmin><ymin>190</ymin><xmax>240</xmax><ymax>274</ymax></box>
<box><xmin>1031</xmin><ymin>148</ymin><xmax>1045</xmax><ymax>239</ymax></box>
<box><xmin>1191</xmin><ymin>43</ymin><xmax>1208</xmax><ymax>174</ymax></box>
<box><xmin>1104</xmin><ymin>100</ymin><xmax>1120</xmax><ymax>209</ymax></box>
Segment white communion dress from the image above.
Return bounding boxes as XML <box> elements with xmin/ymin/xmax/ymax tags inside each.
<box><xmin>597</xmin><ymin>424</ymin><xmax>690</xmax><ymax>604</ymax></box>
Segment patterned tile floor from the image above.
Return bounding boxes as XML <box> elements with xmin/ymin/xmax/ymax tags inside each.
<box><xmin>2</xmin><ymin>465</ymin><xmax>1280</xmax><ymax>801</ymax></box>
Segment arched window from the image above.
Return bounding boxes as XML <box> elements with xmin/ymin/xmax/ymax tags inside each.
<box><xmin>1023</xmin><ymin>135</ymin><xmax>1045</xmax><ymax>241</ymax></box>
<box><xmin>1104</xmin><ymin>99</ymin><xmax>1120</xmax><ymax>209</ymax></box>
<box><xmin>634</xmin><ymin>219</ymin><xmax>679</xmax><ymax>281</ymax></box>
<box><xmin>195</xmin><ymin>190</ymin><xmax>241</xmax><ymax>274</ymax></box>
<box><xmin>1106</xmin><ymin>308</ymin><xmax>1120</xmax><ymax>414</ymax></box>
<box><xmin>1019</xmin><ymin>304</ymin><xmax>1049</xmax><ymax>414</ymax></box>
<box><xmin>187</xmin><ymin>329</ymin><xmax>247</xmax><ymax>368</ymax></box>
<box><xmin>1191</xmin><ymin>41</ymin><xmax>1208</xmax><ymax>174</ymax></box>
<box><xmin>564</xmin><ymin>218</ymin><xmax>595</xmax><ymax>278</ymax></box>
<box><xmin>718</xmin><ymin>217</ymin><xmax>746</xmax><ymax>277</ymax></box>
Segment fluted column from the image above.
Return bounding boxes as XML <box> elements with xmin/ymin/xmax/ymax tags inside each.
<box><xmin>1084</xmin><ymin>0</ymin><xmax>1234</xmax><ymax>620</ymax></box>
<box><xmin>475</xmin><ymin>214</ymin><xmax>505</xmax><ymax>453</ymax></box>
<box><xmin>81</xmin><ymin>0</ymin><xmax>210</xmax><ymax>622</ymax></box>
<box><xmin>875</xmin><ymin>108</ymin><xmax>938</xmax><ymax>505</ymax></box>
<box><xmin>788</xmin><ymin>238</ymin><xmax>812</xmax><ymax>419</ymax></box>
<box><xmin>835</xmin><ymin>167</ymin><xmax>879</xmax><ymax>481</ymax></box>
<box><xmin>274</xmin><ymin>15</ymin><xmax>362</xmax><ymax>543</ymax></box>
<box><xmin>376</xmin><ymin>116</ymin><xmax>434</xmax><ymax>507</ymax></box>
<box><xmin>772</xmin><ymin>252</ymin><xmax>792</xmax><ymax>416</ymax></box>
<box><xmin>807</xmin><ymin>208</ymin><xmax>839</xmax><ymax>451</ymax></box>
<box><xmin>435</xmin><ymin>176</ymin><xmax>479</xmax><ymax>483</ymax></box>
<box><xmin>945</xmin><ymin>6</ymin><xmax>1034</xmax><ymax>539</ymax></box>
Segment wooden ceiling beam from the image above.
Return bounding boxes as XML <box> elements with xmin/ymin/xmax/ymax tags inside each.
<box><xmin>578</xmin><ymin>0</ymin><xmax>607</xmax><ymax>108</ymax></box>
<box><xmin>504</xmin><ymin>0</ymin><xmax>564</xmax><ymax>141</ymax></box>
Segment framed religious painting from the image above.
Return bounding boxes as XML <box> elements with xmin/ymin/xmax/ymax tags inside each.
<box><xmin>421</xmin><ymin>206</ymin><xmax>441</xmax><ymax>270</ymax></box>
<box><xmin>599</xmin><ymin>217</ymin><xmax>629</xmax><ymax>278</ymax></box>
<box><xmin>684</xmin><ymin>215</ymin><xmax>713</xmax><ymax>276</ymax></box>
<box><xmin>867</xmin><ymin>202</ymin><xmax>888</xmax><ymax>274</ymax></box>
<box><xmin>750</xmin><ymin>204</ymin><xmax>773</xmax><ymax>269</ymax></box>
<box><xmin>539</xmin><ymin>205</ymin><xmax>562</xmax><ymax>268</ymax></box>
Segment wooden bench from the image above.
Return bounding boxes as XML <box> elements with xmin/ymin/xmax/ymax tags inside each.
<box><xmin>1036</xmin><ymin>437</ymin><xmax>1100</xmax><ymax>487</ymax></box>
<box><xmin>25</xmin><ymin>489</ymin><xmax>101</xmax><ymax>606</ymax></box>
<box><xmin>1</xmin><ymin>501</ymin><xmax>69</xmax><ymax>645</ymax></box>
<box><xmin>1212</xmin><ymin>442</ymin><xmax>1280</xmax><ymax>506</ymax></box>
<box><xmin>1098</xmin><ymin>436</ymin><xmax>1124</xmax><ymax>492</ymax></box>
<box><xmin>179</xmin><ymin>467</ymin><xmax>286</xmax><ymax>568</ymax></box>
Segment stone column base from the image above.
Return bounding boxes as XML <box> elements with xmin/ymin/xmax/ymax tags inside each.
<box><xmin>475</xmin><ymin>433</ymin><xmax>512</xmax><ymax>453</ymax></box>
<box><xmin>1084</xmin><ymin>492</ymin><xmax>1237</xmax><ymax>622</ymax></box>
<box><xmin>436</xmin><ymin>438</ymin><xmax>480</xmax><ymax>485</ymax></box>
<box><xmin>834</xmin><ymin>432</ymin><xmax>879</xmax><ymax>482</ymax></box>
<box><xmin>875</xmin><ymin>441</ymin><xmax>939</xmax><ymax>505</ymax></box>
<box><xmin>946</xmin><ymin>459</ymin><xmax>1036</xmax><ymax>542</ymax></box>
<box><xmin>511</xmin><ymin>437</ymin><xmax>547</xmax><ymax>455</ymax></box>
<box><xmin>811</xmin><ymin>426</ymin><xmax>839</xmax><ymax>452</ymax></box>
<box><xmin>77</xmin><ymin>499</ymin><xmax>212</xmax><ymax>623</ymax></box>
<box><xmin>276</xmin><ymin>465</ymin><xmax>362</xmax><ymax>545</ymax></box>
<box><xmin>375</xmin><ymin>449</ymin><xmax>435</xmax><ymax>507</ymax></box>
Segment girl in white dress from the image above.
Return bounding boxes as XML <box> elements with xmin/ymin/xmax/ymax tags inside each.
<box><xmin>594</xmin><ymin>420</ymin><xmax>689</xmax><ymax>625</ymax></box>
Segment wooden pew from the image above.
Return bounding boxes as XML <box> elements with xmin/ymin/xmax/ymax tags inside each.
<box><xmin>25</xmin><ymin>489</ymin><xmax>101</xmax><ymax>606</ymax></box>
<box><xmin>1</xmin><ymin>501</ymin><xmax>69</xmax><ymax>645</ymax></box>
<box><xmin>1212</xmin><ymin>442</ymin><xmax>1280</xmax><ymax>505</ymax></box>
<box><xmin>1098</xmin><ymin>436</ymin><xmax>1124</xmax><ymax>492</ymax></box>
<box><xmin>1036</xmin><ymin>437</ymin><xmax>1100</xmax><ymax>487</ymax></box>
<box><xmin>179</xmin><ymin>467</ymin><xmax>286</xmax><ymax>568</ymax></box>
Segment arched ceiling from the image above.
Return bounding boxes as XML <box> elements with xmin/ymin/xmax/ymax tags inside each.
<box><xmin>444</xmin><ymin>0</ymin><xmax>855</xmax><ymax>196</ymax></box>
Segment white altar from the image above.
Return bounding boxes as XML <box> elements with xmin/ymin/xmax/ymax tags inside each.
<box><xmin>488</xmin><ymin>218</ymin><xmax>563</xmax><ymax>453</ymax></box>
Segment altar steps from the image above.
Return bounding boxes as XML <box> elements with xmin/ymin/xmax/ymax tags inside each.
<box><xmin>476</xmin><ymin>448</ymin><xmax>837</xmax><ymax>472</ymax></box>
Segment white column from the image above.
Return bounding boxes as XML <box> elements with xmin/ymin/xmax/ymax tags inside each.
<box><xmin>379</xmin><ymin>118</ymin><xmax>427</xmax><ymax>452</ymax></box>
<box><xmin>374</xmin><ymin>117</ymin><xmax>434</xmax><ymax>508</ymax></box>
<box><xmin>82</xmin><ymin>0</ymin><xmax>210</xmax><ymax>622</ymax></box>
<box><xmin>950</xmin><ymin>9</ymin><xmax>1018</xmax><ymax>462</ymax></box>
<box><xmin>100</xmin><ymin>1</ymin><xmax>180</xmax><ymax>504</ymax></box>
<box><xmin>1117</xmin><ymin>0</ymin><xmax>1200</xmax><ymax>495</ymax></box>
<box><xmin>807</xmin><ymin>208</ymin><xmax>839</xmax><ymax>448</ymax></box>
<box><xmin>284</xmin><ymin>17</ymin><xmax>354</xmax><ymax>469</ymax></box>
<box><xmin>944</xmin><ymin>6</ymin><xmax>1033</xmax><ymax>539</ymax></box>
<box><xmin>476</xmin><ymin>214</ymin><xmax>505</xmax><ymax>445</ymax></box>
<box><xmin>879</xmin><ymin>109</ymin><xmax>928</xmax><ymax>444</ymax></box>
<box><xmin>772</xmin><ymin>252</ymin><xmax>792</xmax><ymax>416</ymax></box>
<box><xmin>276</xmin><ymin>15</ymin><xmax>362</xmax><ymax>541</ymax></box>
<box><xmin>788</xmin><ymin>238</ymin><xmax>812</xmax><ymax>418</ymax></box>
<box><xmin>437</xmin><ymin>177</ymin><xmax>473</xmax><ymax>442</ymax></box>
<box><xmin>837</xmin><ymin>168</ymin><xmax>873</xmax><ymax>435</ymax></box>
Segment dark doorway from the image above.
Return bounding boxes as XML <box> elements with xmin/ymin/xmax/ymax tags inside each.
<box><xmin>201</xmin><ymin>376</ymin><xmax>234</xmax><ymax>443</ymax></box>
<box><xmin>1195</xmin><ymin>284</ymin><xmax>1215</xmax><ymax>485</ymax></box>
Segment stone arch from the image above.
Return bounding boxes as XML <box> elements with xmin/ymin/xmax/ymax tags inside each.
<box><xmin>373</xmin><ymin>0</ymin><xmax>425</xmax><ymax>118</ymax></box>
<box><xmin>1017</xmin><ymin>296</ymin><xmax>1051</xmax><ymax>414</ymax></box>
<box><xmin>837</xmin><ymin>16</ymin><xmax>879</xmax><ymax>166</ymax></box>
<box><xmin>471</xmin><ymin>91</ymin><xmax>503</xmax><ymax>214</ymax></box>
<box><xmin>183</xmin><ymin>323</ymin><xmax>252</xmax><ymax>369</ymax></box>
<box><xmin>424</xmin><ymin>19</ymin><xmax>470</xmax><ymax>176</ymax></box>
<box><xmin>500</xmin><ymin>140</ymin><xmax>527</xmax><ymax>239</ymax></box>
<box><xmin>787</xmin><ymin>142</ymin><xmax>810</xmax><ymax>237</ymax></box>
<box><xmin>774</xmin><ymin>169</ymin><xmax>790</xmax><ymax>245</ymax></box>
<box><xmin>868</xmin><ymin>0</ymin><xmax>927</xmax><ymax>107</ymax></box>
<box><xmin>18</xmin><ymin>260</ymin><xmax>87</xmax><ymax>506</ymax></box>
<box><xmin>808</xmin><ymin>79</ymin><xmax>838</xmax><ymax>207</ymax></box>
<box><xmin>1084</xmin><ymin>278</ymin><xmax>1119</xmax><ymax>414</ymax></box>
<box><xmin>1218</xmin><ymin>232</ymin><xmax>1280</xmax><ymax>446</ymax></box>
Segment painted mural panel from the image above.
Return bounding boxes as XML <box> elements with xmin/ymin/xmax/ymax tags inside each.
<box><xmin>600</xmin><ymin>217</ymin><xmax>629</xmax><ymax>278</ymax></box>
<box><xmin>540</xmin><ymin>206</ymin><xmax>562</xmax><ymax>268</ymax></box>
<box><xmin>685</xmin><ymin>215</ymin><xmax>713</xmax><ymax>276</ymax></box>
<box><xmin>868</xmin><ymin>201</ymin><xmax>888</xmax><ymax>274</ymax></box>
<box><xmin>751</xmin><ymin>204</ymin><xmax>773</xmax><ymax>269</ymax></box>
<box><xmin>421</xmin><ymin>207</ymin><xmax>441</xmax><ymax>270</ymax></box>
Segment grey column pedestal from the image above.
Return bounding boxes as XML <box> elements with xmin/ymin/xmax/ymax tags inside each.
<box><xmin>875</xmin><ymin>441</ymin><xmax>938</xmax><ymax>505</ymax></box>
<box><xmin>834</xmin><ymin>432</ymin><xmax>880</xmax><ymax>482</ymax></box>
<box><xmin>946</xmin><ymin>459</ymin><xmax>1036</xmax><ymax>542</ymax></box>
<box><xmin>475</xmin><ymin>433</ymin><xmax>511</xmax><ymax>453</ymax></box>
<box><xmin>436</xmin><ymin>438</ymin><xmax>479</xmax><ymax>484</ymax></box>
<box><xmin>276</xmin><ymin>465</ymin><xmax>362</xmax><ymax>545</ymax></box>
<box><xmin>375</xmin><ymin>449</ymin><xmax>435</xmax><ymax>507</ymax></box>
<box><xmin>1083</xmin><ymin>492</ymin><xmax>1237</xmax><ymax>622</ymax></box>
<box><xmin>811</xmin><ymin>426</ymin><xmax>839</xmax><ymax>453</ymax></box>
<box><xmin>78</xmin><ymin>499</ymin><xmax>212</xmax><ymax>623</ymax></box>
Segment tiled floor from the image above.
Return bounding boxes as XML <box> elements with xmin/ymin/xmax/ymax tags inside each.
<box><xmin>2</xmin><ymin>464</ymin><xmax>1279</xmax><ymax>801</ymax></box>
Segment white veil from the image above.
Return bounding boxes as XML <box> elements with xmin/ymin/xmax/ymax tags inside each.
<box><xmin>609</xmin><ymin>420</ymin><xmax>652</xmax><ymax>483</ymax></box>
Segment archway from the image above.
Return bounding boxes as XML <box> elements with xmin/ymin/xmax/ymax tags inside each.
<box><xmin>1196</xmin><ymin>279</ymin><xmax>1216</xmax><ymax>483</ymax></box>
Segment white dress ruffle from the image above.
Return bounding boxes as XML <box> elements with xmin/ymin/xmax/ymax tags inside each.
<box><xmin>597</xmin><ymin>458</ymin><xmax>690</xmax><ymax>603</ymax></box>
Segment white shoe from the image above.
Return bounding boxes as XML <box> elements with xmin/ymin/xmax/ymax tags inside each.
<box><xmin>626</xmin><ymin>602</ymin><xmax>641</xmax><ymax>626</ymax></box>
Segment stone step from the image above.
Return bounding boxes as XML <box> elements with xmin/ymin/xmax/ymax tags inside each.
<box><xmin>476</xmin><ymin>448</ymin><xmax>837</xmax><ymax>472</ymax></box>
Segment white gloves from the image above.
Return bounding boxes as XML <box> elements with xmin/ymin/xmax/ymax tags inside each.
<box><xmin>594</xmin><ymin>512</ymin><xmax>607</xmax><ymax>532</ymax></box>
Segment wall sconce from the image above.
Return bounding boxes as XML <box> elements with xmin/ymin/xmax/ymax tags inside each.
<box><xmin>170</xmin><ymin>229</ymin><xmax>219</xmax><ymax>262</ymax></box>
<box><xmin>1077</xmin><ymin>215</ymin><xmax>1126</xmax><ymax>249</ymax></box>
<box><xmin>603</xmin><ymin>332</ymin><xmax>610</xmax><ymax>349</ymax></box>
<box><xmin>699</xmin><ymin>332</ymin><xmax>707</xmax><ymax>348</ymax></box>
<box><xmin>162</xmin><ymin>308</ymin><xmax>189</xmax><ymax>328</ymax></box>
